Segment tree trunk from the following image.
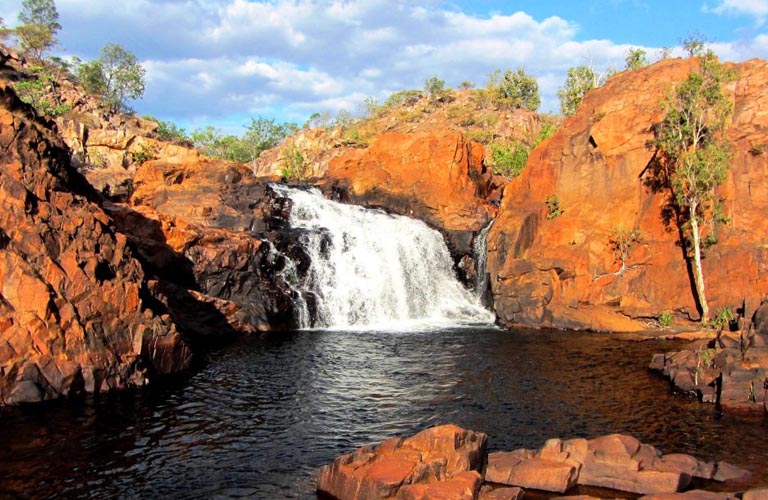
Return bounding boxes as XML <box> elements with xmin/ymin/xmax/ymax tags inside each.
<box><xmin>689</xmin><ymin>206</ymin><xmax>709</xmax><ymax>322</ymax></box>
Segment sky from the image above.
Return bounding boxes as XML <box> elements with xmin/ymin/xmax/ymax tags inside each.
<box><xmin>2</xmin><ymin>0</ymin><xmax>768</xmax><ymax>135</ymax></box>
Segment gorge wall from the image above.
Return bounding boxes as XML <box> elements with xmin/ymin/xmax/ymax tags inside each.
<box><xmin>487</xmin><ymin>58</ymin><xmax>768</xmax><ymax>331</ymax></box>
<box><xmin>0</xmin><ymin>76</ymin><xmax>191</xmax><ymax>404</ymax></box>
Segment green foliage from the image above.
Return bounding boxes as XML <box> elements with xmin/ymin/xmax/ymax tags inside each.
<box><xmin>143</xmin><ymin>115</ymin><xmax>190</xmax><ymax>144</ymax></box>
<box><xmin>489</xmin><ymin>142</ymin><xmax>528</xmax><ymax>178</ymax></box>
<box><xmin>459</xmin><ymin>81</ymin><xmax>474</xmax><ymax>90</ymax></box>
<box><xmin>558</xmin><ymin>65</ymin><xmax>597</xmax><ymax>116</ymax></box>
<box><xmin>305</xmin><ymin>111</ymin><xmax>332</xmax><ymax>129</ymax></box>
<box><xmin>424</xmin><ymin>75</ymin><xmax>445</xmax><ymax>97</ymax></box>
<box><xmin>131</xmin><ymin>143</ymin><xmax>158</xmax><ymax>165</ymax></box>
<box><xmin>13</xmin><ymin>68</ymin><xmax>70</xmax><ymax>118</ymax></box>
<box><xmin>683</xmin><ymin>33</ymin><xmax>708</xmax><ymax>58</ymax></box>
<box><xmin>646</xmin><ymin>50</ymin><xmax>735</xmax><ymax>322</ymax></box>
<box><xmin>711</xmin><ymin>306</ymin><xmax>734</xmax><ymax>329</ymax></box>
<box><xmin>362</xmin><ymin>96</ymin><xmax>382</xmax><ymax>118</ymax></box>
<box><xmin>625</xmin><ymin>48</ymin><xmax>649</xmax><ymax>70</ymax></box>
<box><xmin>384</xmin><ymin>89</ymin><xmax>423</xmax><ymax>108</ymax></box>
<box><xmin>281</xmin><ymin>144</ymin><xmax>308</xmax><ymax>181</ymax></box>
<box><xmin>658</xmin><ymin>311</ymin><xmax>674</xmax><ymax>328</ymax></box>
<box><xmin>698</xmin><ymin>347</ymin><xmax>715</xmax><ymax>368</ymax></box>
<box><xmin>77</xmin><ymin>59</ymin><xmax>106</xmax><ymax>95</ymax></box>
<box><xmin>486</xmin><ymin>122</ymin><xmax>557</xmax><ymax>178</ymax></box>
<box><xmin>15</xmin><ymin>0</ymin><xmax>60</xmax><ymax>60</ymax></box>
<box><xmin>487</xmin><ymin>67</ymin><xmax>540</xmax><ymax>111</ymax></box>
<box><xmin>191</xmin><ymin>117</ymin><xmax>295</xmax><ymax>163</ymax></box>
<box><xmin>609</xmin><ymin>225</ymin><xmax>642</xmax><ymax>272</ymax></box>
<box><xmin>333</xmin><ymin>109</ymin><xmax>355</xmax><ymax>129</ymax></box>
<box><xmin>545</xmin><ymin>194</ymin><xmax>562</xmax><ymax>219</ymax></box>
<box><xmin>98</xmin><ymin>43</ymin><xmax>146</xmax><ymax>113</ymax></box>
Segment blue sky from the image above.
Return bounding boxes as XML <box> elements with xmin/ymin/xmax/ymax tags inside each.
<box><xmin>2</xmin><ymin>0</ymin><xmax>768</xmax><ymax>135</ymax></box>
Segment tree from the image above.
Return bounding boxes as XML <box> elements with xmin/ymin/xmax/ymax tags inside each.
<box><xmin>98</xmin><ymin>44</ymin><xmax>146</xmax><ymax>113</ymax></box>
<box><xmin>241</xmin><ymin>117</ymin><xmax>295</xmax><ymax>163</ymax></box>
<box><xmin>424</xmin><ymin>75</ymin><xmax>445</xmax><ymax>97</ymax></box>
<box><xmin>15</xmin><ymin>0</ymin><xmax>61</xmax><ymax>60</ymax></box>
<box><xmin>558</xmin><ymin>65</ymin><xmax>597</xmax><ymax>116</ymax></box>
<box><xmin>625</xmin><ymin>48</ymin><xmax>649</xmax><ymax>70</ymax></box>
<box><xmin>488</xmin><ymin>67</ymin><xmax>540</xmax><ymax>111</ymax></box>
<box><xmin>645</xmin><ymin>51</ymin><xmax>734</xmax><ymax>323</ymax></box>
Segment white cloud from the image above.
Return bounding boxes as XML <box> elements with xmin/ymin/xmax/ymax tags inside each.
<box><xmin>3</xmin><ymin>0</ymin><xmax>764</xmax><ymax>129</ymax></box>
<box><xmin>705</xmin><ymin>0</ymin><xmax>768</xmax><ymax>23</ymax></box>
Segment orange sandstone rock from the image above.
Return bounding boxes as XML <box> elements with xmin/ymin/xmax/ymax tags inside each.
<box><xmin>488</xmin><ymin>58</ymin><xmax>768</xmax><ymax>331</ymax></box>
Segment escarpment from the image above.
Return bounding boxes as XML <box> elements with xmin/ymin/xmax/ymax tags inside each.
<box><xmin>487</xmin><ymin>58</ymin><xmax>768</xmax><ymax>331</ymax></box>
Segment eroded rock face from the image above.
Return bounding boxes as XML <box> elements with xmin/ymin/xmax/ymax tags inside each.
<box><xmin>487</xmin><ymin>58</ymin><xmax>768</xmax><ymax>331</ymax></box>
<box><xmin>123</xmin><ymin>157</ymin><xmax>301</xmax><ymax>335</ymax></box>
<box><xmin>0</xmin><ymin>75</ymin><xmax>190</xmax><ymax>404</ymax></box>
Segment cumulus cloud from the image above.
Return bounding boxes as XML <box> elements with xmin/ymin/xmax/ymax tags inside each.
<box><xmin>704</xmin><ymin>0</ymin><xmax>768</xmax><ymax>23</ymax></box>
<box><xmin>2</xmin><ymin>0</ymin><xmax>766</xmax><ymax>131</ymax></box>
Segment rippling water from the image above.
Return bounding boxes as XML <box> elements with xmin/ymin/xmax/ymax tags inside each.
<box><xmin>1</xmin><ymin>327</ymin><xmax>767</xmax><ymax>499</ymax></box>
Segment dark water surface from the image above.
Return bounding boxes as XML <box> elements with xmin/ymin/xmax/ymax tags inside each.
<box><xmin>2</xmin><ymin>327</ymin><xmax>767</xmax><ymax>499</ymax></box>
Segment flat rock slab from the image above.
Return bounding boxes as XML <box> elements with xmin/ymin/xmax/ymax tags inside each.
<box><xmin>486</xmin><ymin>454</ymin><xmax>578</xmax><ymax>493</ymax></box>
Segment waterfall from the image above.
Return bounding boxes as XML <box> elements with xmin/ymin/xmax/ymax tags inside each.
<box><xmin>272</xmin><ymin>185</ymin><xmax>495</xmax><ymax>330</ymax></box>
<box><xmin>473</xmin><ymin>219</ymin><xmax>494</xmax><ymax>299</ymax></box>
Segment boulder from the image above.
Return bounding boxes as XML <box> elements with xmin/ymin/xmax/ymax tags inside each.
<box><xmin>316</xmin><ymin>424</ymin><xmax>487</xmax><ymax>500</ymax></box>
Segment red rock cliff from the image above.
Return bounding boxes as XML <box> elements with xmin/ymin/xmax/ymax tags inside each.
<box><xmin>487</xmin><ymin>58</ymin><xmax>768</xmax><ymax>331</ymax></box>
<box><xmin>0</xmin><ymin>76</ymin><xmax>191</xmax><ymax>404</ymax></box>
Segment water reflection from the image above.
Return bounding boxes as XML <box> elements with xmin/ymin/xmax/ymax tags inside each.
<box><xmin>0</xmin><ymin>328</ymin><xmax>767</xmax><ymax>499</ymax></box>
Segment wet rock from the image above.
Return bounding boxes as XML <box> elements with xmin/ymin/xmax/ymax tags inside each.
<box><xmin>316</xmin><ymin>424</ymin><xmax>487</xmax><ymax>500</ymax></box>
<box><xmin>320</xmin><ymin>130</ymin><xmax>499</xmax><ymax>273</ymax></box>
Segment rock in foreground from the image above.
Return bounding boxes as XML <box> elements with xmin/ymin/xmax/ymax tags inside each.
<box><xmin>316</xmin><ymin>425</ymin><xmax>487</xmax><ymax>499</ymax></box>
<box><xmin>318</xmin><ymin>425</ymin><xmax>756</xmax><ymax>499</ymax></box>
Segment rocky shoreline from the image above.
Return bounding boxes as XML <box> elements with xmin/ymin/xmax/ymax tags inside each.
<box><xmin>317</xmin><ymin>424</ymin><xmax>763</xmax><ymax>500</ymax></box>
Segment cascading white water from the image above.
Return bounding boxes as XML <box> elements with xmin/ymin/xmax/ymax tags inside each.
<box><xmin>272</xmin><ymin>185</ymin><xmax>495</xmax><ymax>330</ymax></box>
<box><xmin>473</xmin><ymin>219</ymin><xmax>494</xmax><ymax>299</ymax></box>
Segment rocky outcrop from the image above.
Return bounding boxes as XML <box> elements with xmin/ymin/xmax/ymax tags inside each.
<box><xmin>649</xmin><ymin>301</ymin><xmax>768</xmax><ymax>410</ymax></box>
<box><xmin>0</xmin><ymin>72</ymin><xmax>191</xmax><ymax>404</ymax></box>
<box><xmin>318</xmin><ymin>426</ymin><xmax>756</xmax><ymax>499</ymax></box>
<box><xmin>486</xmin><ymin>433</ymin><xmax>748</xmax><ymax>495</ymax></box>
<box><xmin>487</xmin><ymin>58</ymin><xmax>768</xmax><ymax>331</ymax></box>
<box><xmin>121</xmin><ymin>156</ymin><xmax>302</xmax><ymax>336</ymax></box>
<box><xmin>320</xmin><ymin>131</ymin><xmax>500</xmax><ymax>284</ymax></box>
<box><xmin>1</xmin><ymin>46</ymin><xmax>198</xmax><ymax>201</ymax></box>
<box><xmin>316</xmin><ymin>424</ymin><xmax>487</xmax><ymax>499</ymax></box>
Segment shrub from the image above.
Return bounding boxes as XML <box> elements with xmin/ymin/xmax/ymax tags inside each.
<box><xmin>545</xmin><ymin>194</ymin><xmax>562</xmax><ymax>219</ymax></box>
<box><xmin>489</xmin><ymin>142</ymin><xmax>529</xmax><ymax>178</ymax></box>
<box><xmin>487</xmin><ymin>67</ymin><xmax>540</xmax><ymax>111</ymax></box>
<box><xmin>281</xmin><ymin>144</ymin><xmax>307</xmax><ymax>181</ymax></box>
<box><xmin>658</xmin><ymin>311</ymin><xmax>674</xmax><ymax>328</ymax></box>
